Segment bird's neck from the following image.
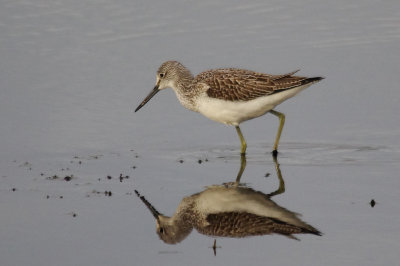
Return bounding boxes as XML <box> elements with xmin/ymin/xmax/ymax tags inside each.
<box><xmin>159</xmin><ymin>200</ymin><xmax>196</xmax><ymax>243</ymax></box>
<box><xmin>171</xmin><ymin>70</ymin><xmax>199</xmax><ymax>112</ymax></box>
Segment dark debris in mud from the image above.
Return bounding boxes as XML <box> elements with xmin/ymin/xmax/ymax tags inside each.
<box><xmin>46</xmin><ymin>174</ymin><xmax>76</xmax><ymax>182</ymax></box>
<box><xmin>89</xmin><ymin>190</ymin><xmax>112</xmax><ymax>197</ymax></box>
<box><xmin>370</xmin><ymin>199</ymin><xmax>376</xmax><ymax>207</ymax></box>
<box><xmin>119</xmin><ymin>174</ymin><xmax>130</xmax><ymax>182</ymax></box>
<box><xmin>45</xmin><ymin>194</ymin><xmax>66</xmax><ymax>199</ymax></box>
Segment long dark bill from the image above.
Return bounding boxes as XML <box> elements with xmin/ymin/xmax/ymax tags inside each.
<box><xmin>134</xmin><ymin>86</ymin><xmax>160</xmax><ymax>112</ymax></box>
<box><xmin>134</xmin><ymin>190</ymin><xmax>161</xmax><ymax>220</ymax></box>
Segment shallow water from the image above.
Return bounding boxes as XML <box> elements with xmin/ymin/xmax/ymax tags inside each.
<box><xmin>1</xmin><ymin>0</ymin><xmax>400</xmax><ymax>265</ymax></box>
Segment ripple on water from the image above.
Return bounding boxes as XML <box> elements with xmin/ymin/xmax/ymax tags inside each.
<box><xmin>163</xmin><ymin>142</ymin><xmax>400</xmax><ymax>167</ymax></box>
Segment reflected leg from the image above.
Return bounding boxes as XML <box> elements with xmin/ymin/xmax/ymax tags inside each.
<box><xmin>267</xmin><ymin>156</ymin><xmax>285</xmax><ymax>197</ymax></box>
<box><xmin>269</xmin><ymin>110</ymin><xmax>285</xmax><ymax>157</ymax></box>
<box><xmin>235</xmin><ymin>153</ymin><xmax>247</xmax><ymax>185</ymax></box>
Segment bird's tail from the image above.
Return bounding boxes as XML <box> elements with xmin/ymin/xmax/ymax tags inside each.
<box><xmin>302</xmin><ymin>76</ymin><xmax>325</xmax><ymax>85</ymax></box>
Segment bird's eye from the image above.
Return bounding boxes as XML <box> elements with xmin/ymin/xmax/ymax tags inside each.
<box><xmin>159</xmin><ymin>227</ymin><xmax>165</xmax><ymax>234</ymax></box>
<box><xmin>159</xmin><ymin>73</ymin><xmax>165</xmax><ymax>78</ymax></box>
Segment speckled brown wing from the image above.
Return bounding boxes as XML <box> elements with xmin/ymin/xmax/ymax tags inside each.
<box><xmin>196</xmin><ymin>68</ymin><xmax>311</xmax><ymax>102</ymax></box>
<box><xmin>196</xmin><ymin>212</ymin><xmax>321</xmax><ymax>238</ymax></box>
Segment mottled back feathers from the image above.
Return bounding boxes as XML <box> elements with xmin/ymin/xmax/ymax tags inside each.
<box><xmin>193</xmin><ymin>68</ymin><xmax>322</xmax><ymax>102</ymax></box>
<box><xmin>196</xmin><ymin>212</ymin><xmax>321</xmax><ymax>238</ymax></box>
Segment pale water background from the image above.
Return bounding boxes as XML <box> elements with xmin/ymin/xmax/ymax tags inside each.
<box><xmin>1</xmin><ymin>0</ymin><xmax>400</xmax><ymax>265</ymax></box>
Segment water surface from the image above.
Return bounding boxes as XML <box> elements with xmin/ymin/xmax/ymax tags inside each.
<box><xmin>1</xmin><ymin>0</ymin><xmax>399</xmax><ymax>265</ymax></box>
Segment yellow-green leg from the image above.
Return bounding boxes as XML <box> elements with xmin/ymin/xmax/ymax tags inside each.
<box><xmin>269</xmin><ymin>110</ymin><xmax>285</xmax><ymax>157</ymax></box>
<box><xmin>235</xmin><ymin>126</ymin><xmax>247</xmax><ymax>155</ymax></box>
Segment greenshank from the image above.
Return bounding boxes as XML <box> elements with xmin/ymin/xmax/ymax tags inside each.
<box><xmin>135</xmin><ymin>61</ymin><xmax>323</xmax><ymax>156</ymax></box>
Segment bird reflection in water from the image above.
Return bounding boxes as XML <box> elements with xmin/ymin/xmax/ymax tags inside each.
<box><xmin>135</xmin><ymin>156</ymin><xmax>321</xmax><ymax>246</ymax></box>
